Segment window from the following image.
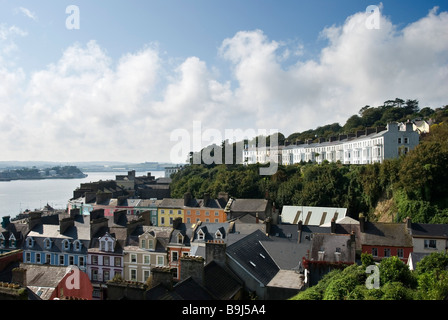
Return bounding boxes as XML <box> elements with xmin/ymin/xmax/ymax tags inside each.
<box><xmin>187</xmin><ymin>210</ymin><xmax>191</xmax><ymax>215</ymax></box>
<box><xmin>104</xmin><ymin>256</ymin><xmax>110</xmax><ymax>266</ymax></box>
<box><xmin>372</xmin><ymin>248</ymin><xmax>378</xmax><ymax>257</ymax></box>
<box><xmin>144</xmin><ymin>255</ymin><xmax>150</xmax><ymax>264</ymax></box>
<box><xmin>215</xmin><ymin>211</ymin><xmax>219</xmax><ymax>216</ymax></box>
<box><xmin>198</xmin><ymin>230</ymin><xmax>205</xmax><ymax>241</ymax></box>
<box><xmin>44</xmin><ymin>238</ymin><xmax>52</xmax><ymax>249</ymax></box>
<box><xmin>92</xmin><ymin>269</ymin><xmax>98</xmax><ymax>281</ymax></box>
<box><xmin>148</xmin><ymin>239</ymin><xmax>154</xmax><ymax>250</ymax></box>
<box><xmin>157</xmin><ymin>255</ymin><xmax>164</xmax><ymax>266</ymax></box>
<box><xmin>62</xmin><ymin>239</ymin><xmax>70</xmax><ymax>251</ymax></box>
<box><xmin>177</xmin><ymin>210</ymin><xmax>181</xmax><ymax>215</ymax></box>
<box><xmin>161</xmin><ymin>217</ymin><xmax>165</xmax><ymax>225</ymax></box>
<box><xmin>114</xmin><ymin>257</ymin><xmax>121</xmax><ymax>267</ymax></box>
<box><xmin>169</xmin><ymin>217</ymin><xmax>173</xmax><ymax>225</ymax></box>
<box><xmin>45</xmin><ymin>254</ymin><xmax>51</xmax><ymax>264</ymax></box>
<box><xmin>130</xmin><ymin>269</ymin><xmax>137</xmax><ymax>281</ymax></box>
<box><xmin>26</xmin><ymin>237</ymin><xmax>34</xmax><ymax>248</ymax></box>
<box><xmin>424</xmin><ymin>239</ymin><xmax>437</xmax><ymax>249</ymax></box>
<box><xmin>177</xmin><ymin>234</ymin><xmax>183</xmax><ymax>244</ymax></box>
<box><xmin>215</xmin><ymin>231</ymin><xmax>223</xmax><ymax>239</ymax></box>
<box><xmin>404</xmin><ymin>137</ymin><xmax>408</xmax><ymax>144</ymax></box>
<box><xmin>144</xmin><ymin>270</ymin><xmax>150</xmax><ymax>282</ymax></box>
<box><xmin>384</xmin><ymin>248</ymin><xmax>391</xmax><ymax>257</ymax></box>
<box><xmin>92</xmin><ymin>255</ymin><xmax>98</xmax><ymax>265</ymax></box>
<box><xmin>78</xmin><ymin>256</ymin><xmax>85</xmax><ymax>267</ymax></box>
<box><xmin>25</xmin><ymin>252</ymin><xmax>31</xmax><ymax>262</ymax></box>
<box><xmin>74</xmin><ymin>240</ymin><xmax>82</xmax><ymax>251</ymax></box>
<box><xmin>205</xmin><ymin>211</ymin><xmax>210</xmax><ymax>216</ymax></box>
<box><xmin>130</xmin><ymin>254</ymin><xmax>137</xmax><ymax>263</ymax></box>
<box><xmin>169</xmin><ymin>209</ymin><xmax>173</xmax><ymax>214</ymax></box>
<box><xmin>398</xmin><ymin>138</ymin><xmax>402</xmax><ymax>143</ymax></box>
<box><xmin>397</xmin><ymin>248</ymin><xmax>404</xmax><ymax>259</ymax></box>
<box><xmin>172</xmin><ymin>251</ymin><xmax>178</xmax><ymax>262</ymax></box>
<box><xmin>196</xmin><ymin>211</ymin><xmax>200</xmax><ymax>216</ymax></box>
<box><xmin>141</xmin><ymin>239</ymin><xmax>146</xmax><ymax>249</ymax></box>
<box><xmin>187</xmin><ymin>218</ymin><xmax>191</xmax><ymax>223</ymax></box>
<box><xmin>36</xmin><ymin>253</ymin><xmax>41</xmax><ymax>263</ymax></box>
<box><xmin>161</xmin><ymin>209</ymin><xmax>165</xmax><ymax>214</ymax></box>
<box><xmin>69</xmin><ymin>255</ymin><xmax>74</xmax><ymax>265</ymax></box>
<box><xmin>104</xmin><ymin>270</ymin><xmax>110</xmax><ymax>281</ymax></box>
<box><xmin>59</xmin><ymin>255</ymin><xmax>65</xmax><ymax>265</ymax></box>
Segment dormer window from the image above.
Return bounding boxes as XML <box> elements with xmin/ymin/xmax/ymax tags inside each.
<box><xmin>177</xmin><ymin>233</ymin><xmax>184</xmax><ymax>244</ymax></box>
<box><xmin>198</xmin><ymin>229</ymin><xmax>205</xmax><ymax>241</ymax></box>
<box><xmin>26</xmin><ymin>236</ymin><xmax>34</xmax><ymax>248</ymax></box>
<box><xmin>62</xmin><ymin>239</ymin><xmax>71</xmax><ymax>251</ymax></box>
<box><xmin>44</xmin><ymin>238</ymin><xmax>52</xmax><ymax>250</ymax></box>
<box><xmin>99</xmin><ymin>233</ymin><xmax>115</xmax><ymax>252</ymax></box>
<box><xmin>73</xmin><ymin>240</ymin><xmax>82</xmax><ymax>252</ymax></box>
<box><xmin>215</xmin><ymin>230</ymin><xmax>223</xmax><ymax>240</ymax></box>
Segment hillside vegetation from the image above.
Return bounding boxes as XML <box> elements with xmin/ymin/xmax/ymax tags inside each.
<box><xmin>170</xmin><ymin>100</ymin><xmax>448</xmax><ymax>223</ymax></box>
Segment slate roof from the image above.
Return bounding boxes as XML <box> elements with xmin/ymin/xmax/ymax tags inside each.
<box><xmin>360</xmin><ymin>222</ymin><xmax>413</xmax><ymax>247</ymax></box>
<box><xmin>159</xmin><ymin>198</ymin><xmax>185</xmax><ymax>208</ymax></box>
<box><xmin>229</xmin><ymin>199</ymin><xmax>269</xmax><ymax>213</ymax></box>
<box><xmin>226</xmin><ymin>229</ymin><xmax>279</xmax><ymax>286</ymax></box>
<box><xmin>410</xmin><ymin>223</ymin><xmax>448</xmax><ymax>238</ymax></box>
<box><xmin>203</xmin><ymin>261</ymin><xmax>243</xmax><ymax>300</ymax></box>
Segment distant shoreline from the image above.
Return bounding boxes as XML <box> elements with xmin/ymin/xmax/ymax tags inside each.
<box><xmin>0</xmin><ymin>173</ymin><xmax>88</xmax><ymax>182</ymax></box>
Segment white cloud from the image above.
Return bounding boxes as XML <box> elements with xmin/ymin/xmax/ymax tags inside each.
<box><xmin>17</xmin><ymin>7</ymin><xmax>38</xmax><ymax>21</ymax></box>
<box><xmin>0</xmin><ymin>8</ymin><xmax>447</xmax><ymax>163</ymax></box>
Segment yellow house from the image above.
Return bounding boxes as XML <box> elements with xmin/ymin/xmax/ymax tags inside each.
<box><xmin>157</xmin><ymin>198</ymin><xmax>185</xmax><ymax>226</ymax></box>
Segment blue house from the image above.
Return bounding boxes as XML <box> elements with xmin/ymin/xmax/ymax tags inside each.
<box><xmin>23</xmin><ymin>211</ymin><xmax>90</xmax><ymax>272</ymax></box>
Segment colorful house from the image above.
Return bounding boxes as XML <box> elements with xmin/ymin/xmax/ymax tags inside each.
<box><xmin>358</xmin><ymin>214</ymin><xmax>413</xmax><ymax>263</ymax></box>
<box><xmin>157</xmin><ymin>198</ymin><xmax>184</xmax><ymax>227</ymax></box>
<box><xmin>183</xmin><ymin>192</ymin><xmax>227</xmax><ymax>224</ymax></box>
<box><xmin>23</xmin><ymin>211</ymin><xmax>90</xmax><ymax>272</ymax></box>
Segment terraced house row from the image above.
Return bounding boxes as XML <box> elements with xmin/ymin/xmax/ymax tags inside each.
<box><xmin>243</xmin><ymin>122</ymin><xmax>420</xmax><ymax>166</ymax></box>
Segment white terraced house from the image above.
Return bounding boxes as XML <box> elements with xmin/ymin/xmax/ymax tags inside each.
<box><xmin>243</xmin><ymin>122</ymin><xmax>419</xmax><ymax>166</ymax></box>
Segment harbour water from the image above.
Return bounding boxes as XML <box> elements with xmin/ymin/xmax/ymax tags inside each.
<box><xmin>0</xmin><ymin>171</ymin><xmax>165</xmax><ymax>218</ymax></box>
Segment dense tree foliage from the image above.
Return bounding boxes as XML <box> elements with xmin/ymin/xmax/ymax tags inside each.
<box><xmin>291</xmin><ymin>253</ymin><xmax>448</xmax><ymax>300</ymax></box>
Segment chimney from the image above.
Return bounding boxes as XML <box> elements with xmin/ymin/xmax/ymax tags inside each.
<box><xmin>1</xmin><ymin>216</ymin><xmax>10</xmax><ymax>228</ymax></box>
<box><xmin>203</xmin><ymin>193</ymin><xmax>210</xmax><ymax>207</ymax></box>
<box><xmin>406</xmin><ymin>216</ymin><xmax>412</xmax><ymax>230</ymax></box>
<box><xmin>297</xmin><ymin>220</ymin><xmax>303</xmax><ymax>243</ymax></box>
<box><xmin>90</xmin><ymin>208</ymin><xmax>105</xmax><ymax>220</ymax></box>
<box><xmin>59</xmin><ymin>214</ymin><xmax>74</xmax><ymax>234</ymax></box>
<box><xmin>126</xmin><ymin>218</ymin><xmax>144</xmax><ymax>237</ymax></box>
<box><xmin>141</xmin><ymin>210</ymin><xmax>151</xmax><ymax>226</ymax></box>
<box><xmin>359</xmin><ymin>213</ymin><xmax>365</xmax><ymax>232</ymax></box>
<box><xmin>350</xmin><ymin>231</ymin><xmax>356</xmax><ymax>244</ymax></box>
<box><xmin>331</xmin><ymin>218</ymin><xmax>336</xmax><ymax>233</ymax></box>
<box><xmin>184</xmin><ymin>192</ymin><xmax>192</xmax><ymax>206</ymax></box>
<box><xmin>114</xmin><ymin>210</ymin><xmax>127</xmax><ymax>224</ymax></box>
<box><xmin>180</xmin><ymin>256</ymin><xmax>205</xmax><ymax>285</ymax></box>
<box><xmin>28</xmin><ymin>211</ymin><xmax>42</xmax><ymax>231</ymax></box>
<box><xmin>128</xmin><ymin>170</ymin><xmax>136</xmax><ymax>179</ymax></box>
<box><xmin>96</xmin><ymin>191</ymin><xmax>112</xmax><ymax>205</ymax></box>
<box><xmin>218</xmin><ymin>192</ymin><xmax>229</xmax><ymax>203</ymax></box>
<box><xmin>90</xmin><ymin>217</ymin><xmax>108</xmax><ymax>238</ymax></box>
<box><xmin>149</xmin><ymin>267</ymin><xmax>173</xmax><ymax>290</ymax></box>
<box><xmin>205</xmin><ymin>240</ymin><xmax>227</xmax><ymax>266</ymax></box>
<box><xmin>338</xmin><ymin>134</ymin><xmax>347</xmax><ymax>141</ymax></box>
<box><xmin>12</xmin><ymin>267</ymin><xmax>27</xmax><ymax>287</ymax></box>
<box><xmin>255</xmin><ymin>212</ymin><xmax>259</xmax><ymax>224</ymax></box>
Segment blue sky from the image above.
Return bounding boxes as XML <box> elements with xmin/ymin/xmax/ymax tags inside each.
<box><xmin>0</xmin><ymin>1</ymin><xmax>447</xmax><ymax>163</ymax></box>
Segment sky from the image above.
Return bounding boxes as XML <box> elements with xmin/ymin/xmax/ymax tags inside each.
<box><xmin>0</xmin><ymin>0</ymin><xmax>447</xmax><ymax>164</ymax></box>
